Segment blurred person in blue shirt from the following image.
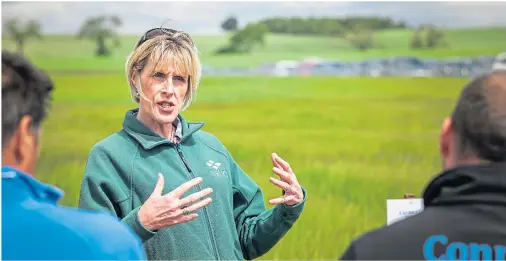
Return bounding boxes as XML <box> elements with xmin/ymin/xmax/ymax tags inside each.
<box><xmin>1</xmin><ymin>50</ymin><xmax>147</xmax><ymax>260</ymax></box>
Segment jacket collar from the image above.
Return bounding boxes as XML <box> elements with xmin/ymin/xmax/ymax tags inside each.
<box><xmin>2</xmin><ymin>166</ymin><xmax>64</xmax><ymax>202</ymax></box>
<box><xmin>122</xmin><ymin>108</ymin><xmax>204</xmax><ymax>150</ymax></box>
<box><xmin>423</xmin><ymin>162</ymin><xmax>506</xmax><ymax>207</ymax></box>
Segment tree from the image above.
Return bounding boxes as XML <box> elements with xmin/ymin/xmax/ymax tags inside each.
<box><xmin>397</xmin><ymin>20</ymin><xmax>407</xmax><ymax>28</ymax></box>
<box><xmin>77</xmin><ymin>15</ymin><xmax>122</xmax><ymax>57</ymax></box>
<box><xmin>215</xmin><ymin>23</ymin><xmax>268</xmax><ymax>54</ymax></box>
<box><xmin>221</xmin><ymin>16</ymin><xmax>238</xmax><ymax>32</ymax></box>
<box><xmin>410</xmin><ymin>28</ymin><xmax>424</xmax><ymax>49</ymax></box>
<box><xmin>425</xmin><ymin>26</ymin><xmax>446</xmax><ymax>48</ymax></box>
<box><xmin>3</xmin><ymin>18</ymin><xmax>42</xmax><ymax>54</ymax></box>
<box><xmin>346</xmin><ymin>27</ymin><xmax>375</xmax><ymax>51</ymax></box>
<box><xmin>408</xmin><ymin>25</ymin><xmax>447</xmax><ymax>49</ymax></box>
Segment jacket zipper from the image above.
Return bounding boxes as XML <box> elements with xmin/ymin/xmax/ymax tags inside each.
<box><xmin>175</xmin><ymin>143</ymin><xmax>220</xmax><ymax>260</ymax></box>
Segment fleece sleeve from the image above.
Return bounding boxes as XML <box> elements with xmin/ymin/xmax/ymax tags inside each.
<box><xmin>78</xmin><ymin>146</ymin><xmax>157</xmax><ymax>243</ymax></box>
<box><xmin>226</xmin><ymin>149</ymin><xmax>307</xmax><ymax>260</ymax></box>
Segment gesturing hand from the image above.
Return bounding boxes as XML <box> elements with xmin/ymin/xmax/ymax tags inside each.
<box><xmin>268</xmin><ymin>153</ymin><xmax>304</xmax><ymax>206</ymax></box>
<box><xmin>138</xmin><ymin>173</ymin><xmax>213</xmax><ymax>231</ymax></box>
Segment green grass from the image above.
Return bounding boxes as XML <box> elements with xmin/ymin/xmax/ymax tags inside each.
<box><xmin>36</xmin><ymin>74</ymin><xmax>467</xmax><ymax>260</ymax></box>
<box><xmin>2</xmin><ymin>27</ymin><xmax>505</xmax><ymax>72</ymax></box>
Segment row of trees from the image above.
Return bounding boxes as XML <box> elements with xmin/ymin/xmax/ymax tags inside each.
<box><xmin>3</xmin><ymin>15</ymin><xmax>122</xmax><ymax>56</ymax></box>
<box><xmin>217</xmin><ymin>16</ymin><xmax>446</xmax><ymax>54</ymax></box>
<box><xmin>221</xmin><ymin>16</ymin><xmax>406</xmax><ymax>37</ymax></box>
<box><xmin>257</xmin><ymin>17</ymin><xmax>406</xmax><ymax>37</ymax></box>
<box><xmin>3</xmin><ymin>15</ymin><xmax>447</xmax><ymax>57</ymax></box>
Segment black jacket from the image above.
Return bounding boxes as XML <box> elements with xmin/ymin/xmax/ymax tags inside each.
<box><xmin>339</xmin><ymin>162</ymin><xmax>506</xmax><ymax>260</ymax></box>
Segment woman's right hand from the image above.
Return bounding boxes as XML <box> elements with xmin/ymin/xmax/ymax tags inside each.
<box><xmin>138</xmin><ymin>173</ymin><xmax>213</xmax><ymax>231</ymax></box>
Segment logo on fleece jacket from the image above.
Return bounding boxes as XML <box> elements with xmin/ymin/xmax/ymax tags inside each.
<box><xmin>206</xmin><ymin>160</ymin><xmax>227</xmax><ymax>177</ymax></box>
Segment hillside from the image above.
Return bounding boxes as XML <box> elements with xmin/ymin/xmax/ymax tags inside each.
<box><xmin>2</xmin><ymin>27</ymin><xmax>505</xmax><ymax>72</ymax></box>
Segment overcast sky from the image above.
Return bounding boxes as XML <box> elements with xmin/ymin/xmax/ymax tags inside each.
<box><xmin>2</xmin><ymin>1</ymin><xmax>506</xmax><ymax>35</ymax></box>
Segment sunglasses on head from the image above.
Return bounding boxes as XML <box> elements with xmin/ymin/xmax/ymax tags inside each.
<box><xmin>136</xmin><ymin>28</ymin><xmax>179</xmax><ymax>48</ymax></box>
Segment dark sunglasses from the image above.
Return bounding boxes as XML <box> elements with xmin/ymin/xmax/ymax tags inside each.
<box><xmin>136</xmin><ymin>28</ymin><xmax>179</xmax><ymax>48</ymax></box>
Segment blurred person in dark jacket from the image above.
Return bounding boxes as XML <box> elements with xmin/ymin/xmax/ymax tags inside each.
<box><xmin>2</xmin><ymin>50</ymin><xmax>146</xmax><ymax>260</ymax></box>
<box><xmin>340</xmin><ymin>71</ymin><xmax>506</xmax><ymax>260</ymax></box>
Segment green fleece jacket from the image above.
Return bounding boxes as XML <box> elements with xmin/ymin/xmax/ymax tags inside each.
<box><xmin>78</xmin><ymin>108</ymin><xmax>306</xmax><ymax>260</ymax></box>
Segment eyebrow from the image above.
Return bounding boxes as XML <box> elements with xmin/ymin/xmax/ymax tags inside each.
<box><xmin>151</xmin><ymin>64</ymin><xmax>188</xmax><ymax>75</ymax></box>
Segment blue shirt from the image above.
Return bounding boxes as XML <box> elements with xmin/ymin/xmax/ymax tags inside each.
<box><xmin>2</xmin><ymin>166</ymin><xmax>147</xmax><ymax>260</ymax></box>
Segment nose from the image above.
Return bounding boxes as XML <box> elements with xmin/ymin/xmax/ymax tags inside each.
<box><xmin>161</xmin><ymin>77</ymin><xmax>175</xmax><ymax>95</ymax></box>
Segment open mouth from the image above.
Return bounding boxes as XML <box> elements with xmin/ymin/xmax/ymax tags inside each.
<box><xmin>156</xmin><ymin>101</ymin><xmax>175</xmax><ymax>111</ymax></box>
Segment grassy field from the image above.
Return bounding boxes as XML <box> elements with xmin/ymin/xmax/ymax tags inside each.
<box><xmin>2</xmin><ymin>27</ymin><xmax>505</xmax><ymax>71</ymax></box>
<box><xmin>36</xmin><ymin>73</ymin><xmax>466</xmax><ymax>259</ymax></box>
<box><xmin>4</xmin><ymin>25</ymin><xmax>497</xmax><ymax>259</ymax></box>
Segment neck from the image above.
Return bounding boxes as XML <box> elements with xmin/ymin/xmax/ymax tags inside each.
<box><xmin>1</xmin><ymin>150</ymin><xmax>31</xmax><ymax>176</ymax></box>
<box><xmin>136</xmin><ymin>110</ymin><xmax>175</xmax><ymax>140</ymax></box>
<box><xmin>446</xmin><ymin>155</ymin><xmax>489</xmax><ymax>170</ymax></box>
<box><xmin>457</xmin><ymin>150</ymin><xmax>489</xmax><ymax>165</ymax></box>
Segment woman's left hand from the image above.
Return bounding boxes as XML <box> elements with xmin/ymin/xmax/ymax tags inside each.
<box><xmin>268</xmin><ymin>153</ymin><xmax>304</xmax><ymax>206</ymax></box>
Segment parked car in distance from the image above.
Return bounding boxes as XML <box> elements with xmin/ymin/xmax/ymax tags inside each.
<box><xmin>493</xmin><ymin>52</ymin><xmax>506</xmax><ymax>71</ymax></box>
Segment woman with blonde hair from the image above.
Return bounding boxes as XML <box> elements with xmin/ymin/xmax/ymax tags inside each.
<box><xmin>78</xmin><ymin>27</ymin><xmax>307</xmax><ymax>260</ymax></box>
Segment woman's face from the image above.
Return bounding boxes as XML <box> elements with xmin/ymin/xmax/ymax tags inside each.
<box><xmin>135</xmin><ymin>58</ymin><xmax>189</xmax><ymax>126</ymax></box>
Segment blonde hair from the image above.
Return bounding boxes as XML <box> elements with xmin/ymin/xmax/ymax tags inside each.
<box><xmin>125</xmin><ymin>30</ymin><xmax>201</xmax><ymax>111</ymax></box>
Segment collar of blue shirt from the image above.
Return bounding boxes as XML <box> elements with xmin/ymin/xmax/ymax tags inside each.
<box><xmin>2</xmin><ymin>166</ymin><xmax>64</xmax><ymax>202</ymax></box>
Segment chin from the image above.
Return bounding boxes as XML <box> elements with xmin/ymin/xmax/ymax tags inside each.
<box><xmin>154</xmin><ymin>115</ymin><xmax>178</xmax><ymax>125</ymax></box>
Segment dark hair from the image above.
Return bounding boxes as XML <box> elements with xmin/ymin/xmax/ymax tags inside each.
<box><xmin>2</xmin><ymin>50</ymin><xmax>54</xmax><ymax>147</ymax></box>
<box><xmin>451</xmin><ymin>70</ymin><xmax>506</xmax><ymax>162</ymax></box>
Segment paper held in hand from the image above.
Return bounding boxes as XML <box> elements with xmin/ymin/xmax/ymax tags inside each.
<box><xmin>386</xmin><ymin>198</ymin><xmax>424</xmax><ymax>225</ymax></box>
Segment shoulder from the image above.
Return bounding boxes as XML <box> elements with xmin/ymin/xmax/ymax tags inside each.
<box><xmin>50</xmin><ymin>206</ymin><xmax>144</xmax><ymax>257</ymax></box>
<box><xmin>5</xmin><ymin>204</ymin><xmax>144</xmax><ymax>259</ymax></box>
<box><xmin>192</xmin><ymin>129</ymin><xmax>229</xmax><ymax>156</ymax></box>
<box><xmin>340</xmin><ymin>225</ymin><xmax>396</xmax><ymax>260</ymax></box>
<box><xmin>84</xmin><ymin>130</ymin><xmax>137</xmax><ymax>175</ymax></box>
<box><xmin>342</xmin><ymin>213</ymin><xmax>432</xmax><ymax>259</ymax></box>
<box><xmin>89</xmin><ymin>130</ymin><xmax>135</xmax><ymax>155</ymax></box>
<box><xmin>192</xmin><ymin>127</ymin><xmax>223</xmax><ymax>146</ymax></box>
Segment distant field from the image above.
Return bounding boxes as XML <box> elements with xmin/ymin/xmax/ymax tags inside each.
<box><xmin>37</xmin><ymin>74</ymin><xmax>466</xmax><ymax>259</ymax></box>
<box><xmin>2</xmin><ymin>27</ymin><xmax>505</xmax><ymax>72</ymax></box>
<box><xmin>3</xmin><ymin>23</ymin><xmax>495</xmax><ymax>259</ymax></box>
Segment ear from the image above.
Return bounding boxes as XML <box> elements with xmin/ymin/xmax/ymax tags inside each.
<box><xmin>16</xmin><ymin>115</ymin><xmax>40</xmax><ymax>174</ymax></box>
<box><xmin>440</xmin><ymin>117</ymin><xmax>453</xmax><ymax>159</ymax></box>
<box><xmin>131</xmin><ymin>73</ymin><xmax>138</xmax><ymax>88</ymax></box>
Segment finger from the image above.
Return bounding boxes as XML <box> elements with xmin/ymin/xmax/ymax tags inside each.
<box><xmin>178</xmin><ymin>213</ymin><xmax>199</xmax><ymax>224</ymax></box>
<box><xmin>185</xmin><ymin>197</ymin><xmax>213</xmax><ymax>213</ymax></box>
<box><xmin>269</xmin><ymin>195</ymin><xmax>296</xmax><ymax>205</ymax></box>
<box><xmin>170</xmin><ymin>177</ymin><xmax>203</xmax><ymax>198</ymax></box>
<box><xmin>269</xmin><ymin>196</ymin><xmax>285</xmax><ymax>205</ymax></box>
<box><xmin>273</xmin><ymin>167</ymin><xmax>293</xmax><ymax>183</ymax></box>
<box><xmin>269</xmin><ymin>177</ymin><xmax>290</xmax><ymax>191</ymax></box>
<box><xmin>404</xmin><ymin>193</ymin><xmax>417</xmax><ymax>199</ymax></box>
<box><xmin>171</xmin><ymin>198</ymin><xmax>212</xmax><ymax>217</ymax></box>
<box><xmin>274</xmin><ymin>153</ymin><xmax>292</xmax><ymax>172</ymax></box>
<box><xmin>173</xmin><ymin>197</ymin><xmax>213</xmax><ymax>217</ymax></box>
<box><xmin>178</xmin><ymin>188</ymin><xmax>214</xmax><ymax>207</ymax></box>
<box><xmin>151</xmin><ymin>173</ymin><xmax>165</xmax><ymax>196</ymax></box>
<box><xmin>271</xmin><ymin>153</ymin><xmax>282</xmax><ymax>168</ymax></box>
<box><xmin>180</xmin><ymin>213</ymin><xmax>199</xmax><ymax>223</ymax></box>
